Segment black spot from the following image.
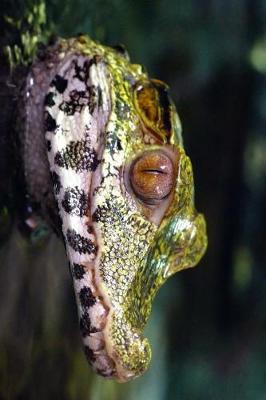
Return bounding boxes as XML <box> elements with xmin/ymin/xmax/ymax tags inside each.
<box><xmin>51</xmin><ymin>171</ymin><xmax>62</xmax><ymax>194</ymax></box>
<box><xmin>66</xmin><ymin>229</ymin><xmax>97</xmax><ymax>255</ymax></box>
<box><xmin>59</xmin><ymin>87</ymin><xmax>97</xmax><ymax>116</ymax></box>
<box><xmin>87</xmin><ymin>225</ymin><xmax>93</xmax><ymax>234</ymax></box>
<box><xmin>46</xmin><ymin>139</ymin><xmax>52</xmax><ymax>152</ymax></box>
<box><xmin>72</xmin><ymin>263</ymin><xmax>86</xmax><ymax>280</ymax></box>
<box><xmin>92</xmin><ymin>205</ymin><xmax>108</xmax><ymax>223</ymax></box>
<box><xmin>73</xmin><ymin>59</ymin><xmax>91</xmax><ymax>82</ymax></box>
<box><xmin>116</xmin><ymin>138</ymin><xmax>122</xmax><ymax>151</ymax></box>
<box><xmin>52</xmin><ymin>74</ymin><xmax>68</xmax><ymax>93</ymax></box>
<box><xmin>80</xmin><ymin>312</ymin><xmax>91</xmax><ymax>337</ymax></box>
<box><xmin>97</xmin><ymin>86</ymin><xmax>103</xmax><ymax>108</ymax></box>
<box><xmin>84</xmin><ymin>345</ymin><xmax>96</xmax><ymax>363</ymax></box>
<box><xmin>54</xmin><ymin>140</ymin><xmax>99</xmax><ymax>172</ymax></box>
<box><xmin>79</xmin><ymin>286</ymin><xmax>96</xmax><ymax>309</ymax></box>
<box><xmin>45</xmin><ymin>92</ymin><xmax>55</xmax><ymax>107</ymax></box>
<box><xmin>61</xmin><ymin>187</ymin><xmax>88</xmax><ymax>217</ymax></box>
<box><xmin>44</xmin><ymin>111</ymin><xmax>57</xmax><ymax>132</ymax></box>
<box><xmin>92</xmin><ymin>208</ymin><xmax>101</xmax><ymax>223</ymax></box>
<box><xmin>80</xmin><ymin>312</ymin><xmax>98</xmax><ymax>337</ymax></box>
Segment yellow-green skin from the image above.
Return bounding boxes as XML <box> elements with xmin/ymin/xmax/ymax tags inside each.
<box><xmin>45</xmin><ymin>36</ymin><xmax>207</xmax><ymax>381</ymax></box>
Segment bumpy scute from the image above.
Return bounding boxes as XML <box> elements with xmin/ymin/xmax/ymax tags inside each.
<box><xmin>44</xmin><ymin>35</ymin><xmax>207</xmax><ymax>381</ymax></box>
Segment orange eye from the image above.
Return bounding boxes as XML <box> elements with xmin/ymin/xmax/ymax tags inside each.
<box><xmin>130</xmin><ymin>151</ymin><xmax>175</xmax><ymax>205</ymax></box>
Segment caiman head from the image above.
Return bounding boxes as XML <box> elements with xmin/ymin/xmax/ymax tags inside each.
<box><xmin>41</xmin><ymin>35</ymin><xmax>207</xmax><ymax>381</ymax></box>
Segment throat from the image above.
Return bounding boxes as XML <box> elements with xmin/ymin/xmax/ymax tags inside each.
<box><xmin>45</xmin><ymin>53</ymin><xmax>116</xmax><ymax>376</ymax></box>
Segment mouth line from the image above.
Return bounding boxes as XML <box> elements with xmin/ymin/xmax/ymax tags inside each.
<box><xmin>69</xmin><ymin>72</ymin><xmax>120</xmax><ymax>377</ymax></box>
<box><xmin>75</xmin><ymin>159</ymin><xmax>118</xmax><ymax>378</ymax></box>
<box><xmin>41</xmin><ymin>39</ymin><xmax>154</xmax><ymax>382</ymax></box>
<box><xmin>76</xmin><ymin>150</ymin><xmax>136</xmax><ymax>381</ymax></box>
<box><xmin>45</xmin><ymin>47</ymin><xmax>145</xmax><ymax>382</ymax></box>
<box><xmin>79</xmin><ymin>101</ymin><xmax>139</xmax><ymax>382</ymax></box>
<box><xmin>43</xmin><ymin>51</ymin><xmax>122</xmax><ymax>379</ymax></box>
<box><xmin>72</xmin><ymin>257</ymin><xmax>116</xmax><ymax>377</ymax></box>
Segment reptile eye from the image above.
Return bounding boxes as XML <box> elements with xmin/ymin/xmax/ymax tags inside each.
<box><xmin>134</xmin><ymin>79</ymin><xmax>173</xmax><ymax>143</ymax></box>
<box><xmin>130</xmin><ymin>151</ymin><xmax>175</xmax><ymax>205</ymax></box>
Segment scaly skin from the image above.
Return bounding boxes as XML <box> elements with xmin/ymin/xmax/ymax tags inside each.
<box><xmin>43</xmin><ymin>35</ymin><xmax>207</xmax><ymax>382</ymax></box>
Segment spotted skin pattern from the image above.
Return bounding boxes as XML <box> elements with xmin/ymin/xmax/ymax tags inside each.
<box><xmin>45</xmin><ymin>36</ymin><xmax>207</xmax><ymax>382</ymax></box>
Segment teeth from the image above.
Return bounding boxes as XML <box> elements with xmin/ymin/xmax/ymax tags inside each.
<box><xmin>88</xmin><ymin>302</ymin><xmax>108</xmax><ymax>330</ymax></box>
<box><xmin>89</xmin><ymin>331</ymin><xmax>104</xmax><ymax>339</ymax></box>
<box><xmin>83</xmin><ymin>261</ymin><xmax>96</xmax><ymax>271</ymax></box>
<box><xmin>93</xmin><ymin>355</ymin><xmax>115</xmax><ymax>375</ymax></box>
<box><xmin>116</xmin><ymin>370</ymin><xmax>135</xmax><ymax>382</ymax></box>
<box><xmin>86</xmin><ymin>335</ymin><xmax>105</xmax><ymax>351</ymax></box>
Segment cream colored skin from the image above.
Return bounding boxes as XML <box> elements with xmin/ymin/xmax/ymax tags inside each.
<box><xmin>44</xmin><ymin>36</ymin><xmax>207</xmax><ymax>382</ymax></box>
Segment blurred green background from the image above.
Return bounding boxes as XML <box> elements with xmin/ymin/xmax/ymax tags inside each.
<box><xmin>0</xmin><ymin>0</ymin><xmax>266</xmax><ymax>399</ymax></box>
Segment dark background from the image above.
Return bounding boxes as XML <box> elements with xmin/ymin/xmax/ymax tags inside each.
<box><xmin>0</xmin><ymin>1</ymin><xmax>266</xmax><ymax>399</ymax></box>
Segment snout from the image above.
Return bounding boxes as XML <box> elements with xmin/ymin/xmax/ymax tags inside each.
<box><xmin>104</xmin><ymin>310</ymin><xmax>152</xmax><ymax>382</ymax></box>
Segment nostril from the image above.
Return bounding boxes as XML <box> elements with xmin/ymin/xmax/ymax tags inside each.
<box><xmin>115</xmin><ymin>336</ymin><xmax>152</xmax><ymax>382</ymax></box>
<box><xmin>108</xmin><ymin>312</ymin><xmax>152</xmax><ymax>381</ymax></box>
